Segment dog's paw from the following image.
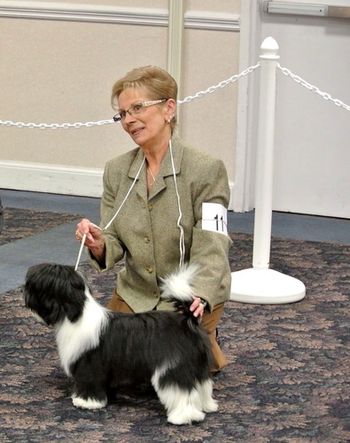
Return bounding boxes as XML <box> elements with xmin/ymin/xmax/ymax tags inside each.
<box><xmin>203</xmin><ymin>398</ymin><xmax>218</xmax><ymax>413</ymax></box>
<box><xmin>72</xmin><ymin>394</ymin><xmax>107</xmax><ymax>410</ymax></box>
<box><xmin>167</xmin><ymin>407</ymin><xmax>205</xmax><ymax>425</ymax></box>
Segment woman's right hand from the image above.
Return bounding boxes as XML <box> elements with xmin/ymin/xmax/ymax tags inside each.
<box><xmin>75</xmin><ymin>218</ymin><xmax>105</xmax><ymax>261</ymax></box>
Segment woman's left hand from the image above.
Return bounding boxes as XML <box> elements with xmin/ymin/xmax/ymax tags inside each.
<box><xmin>190</xmin><ymin>297</ymin><xmax>206</xmax><ymax>318</ymax></box>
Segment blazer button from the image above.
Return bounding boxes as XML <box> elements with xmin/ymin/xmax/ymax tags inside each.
<box><xmin>148</xmin><ymin>203</ymin><xmax>153</xmax><ymax>211</ymax></box>
<box><xmin>146</xmin><ymin>266</ymin><xmax>153</xmax><ymax>274</ymax></box>
<box><xmin>144</xmin><ymin>236</ymin><xmax>150</xmax><ymax>244</ymax></box>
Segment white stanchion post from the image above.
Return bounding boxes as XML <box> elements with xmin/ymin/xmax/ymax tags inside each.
<box><xmin>230</xmin><ymin>37</ymin><xmax>306</xmax><ymax>304</ymax></box>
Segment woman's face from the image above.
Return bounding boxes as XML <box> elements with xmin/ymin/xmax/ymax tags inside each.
<box><xmin>117</xmin><ymin>87</ymin><xmax>175</xmax><ymax>148</ymax></box>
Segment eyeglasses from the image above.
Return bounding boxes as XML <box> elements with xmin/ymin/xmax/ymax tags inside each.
<box><xmin>113</xmin><ymin>98</ymin><xmax>168</xmax><ymax>122</ymax></box>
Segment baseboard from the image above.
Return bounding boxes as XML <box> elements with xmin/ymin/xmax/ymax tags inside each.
<box><xmin>0</xmin><ymin>161</ymin><xmax>103</xmax><ymax>197</ymax></box>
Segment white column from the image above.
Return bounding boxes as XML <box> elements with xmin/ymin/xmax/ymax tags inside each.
<box><xmin>252</xmin><ymin>36</ymin><xmax>279</xmax><ymax>269</ymax></box>
<box><xmin>230</xmin><ymin>37</ymin><xmax>306</xmax><ymax>304</ymax></box>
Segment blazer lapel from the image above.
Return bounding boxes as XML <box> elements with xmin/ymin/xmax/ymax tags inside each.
<box><xmin>149</xmin><ymin>136</ymin><xmax>184</xmax><ymax>201</ymax></box>
<box><xmin>128</xmin><ymin>148</ymin><xmax>148</xmax><ymax>202</ymax></box>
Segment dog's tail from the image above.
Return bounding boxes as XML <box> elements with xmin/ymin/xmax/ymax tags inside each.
<box><xmin>160</xmin><ymin>264</ymin><xmax>202</xmax><ymax>324</ymax></box>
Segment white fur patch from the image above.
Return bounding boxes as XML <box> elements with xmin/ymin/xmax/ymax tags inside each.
<box><xmin>160</xmin><ymin>385</ymin><xmax>205</xmax><ymax>425</ymax></box>
<box><xmin>72</xmin><ymin>394</ymin><xmax>107</xmax><ymax>410</ymax></box>
<box><xmin>151</xmin><ymin>362</ymin><xmax>216</xmax><ymax>425</ymax></box>
<box><xmin>197</xmin><ymin>379</ymin><xmax>218</xmax><ymax>413</ymax></box>
<box><xmin>151</xmin><ymin>362</ymin><xmax>172</xmax><ymax>391</ymax></box>
<box><xmin>55</xmin><ymin>288</ymin><xmax>108</xmax><ymax>376</ymax></box>
<box><xmin>160</xmin><ymin>264</ymin><xmax>199</xmax><ymax>302</ymax></box>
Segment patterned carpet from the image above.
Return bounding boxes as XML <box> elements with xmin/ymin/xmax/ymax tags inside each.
<box><xmin>0</xmin><ymin>208</ymin><xmax>80</xmax><ymax>246</ymax></box>
<box><xmin>1</xmin><ymin>209</ymin><xmax>349</xmax><ymax>442</ymax></box>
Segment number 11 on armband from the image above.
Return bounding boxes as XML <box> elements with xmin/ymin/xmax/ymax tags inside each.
<box><xmin>202</xmin><ymin>203</ymin><xmax>228</xmax><ymax>236</ymax></box>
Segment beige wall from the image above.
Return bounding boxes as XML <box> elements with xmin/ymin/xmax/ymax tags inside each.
<box><xmin>1</xmin><ymin>18</ymin><xmax>167</xmax><ymax>166</ymax></box>
<box><xmin>181</xmin><ymin>27</ymin><xmax>239</xmax><ymax>179</ymax></box>
<box><xmin>0</xmin><ymin>1</ymin><xmax>240</xmax><ymax>198</ymax></box>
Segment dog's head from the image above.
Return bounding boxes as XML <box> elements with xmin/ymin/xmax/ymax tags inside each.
<box><xmin>24</xmin><ymin>263</ymin><xmax>87</xmax><ymax>326</ymax></box>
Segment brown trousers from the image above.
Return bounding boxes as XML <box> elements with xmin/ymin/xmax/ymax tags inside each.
<box><xmin>107</xmin><ymin>292</ymin><xmax>228</xmax><ymax>372</ymax></box>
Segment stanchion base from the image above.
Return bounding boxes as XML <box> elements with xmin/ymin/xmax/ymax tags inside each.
<box><xmin>230</xmin><ymin>268</ymin><xmax>306</xmax><ymax>304</ymax></box>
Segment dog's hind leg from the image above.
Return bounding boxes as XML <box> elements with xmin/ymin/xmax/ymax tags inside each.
<box><xmin>151</xmin><ymin>367</ymin><xmax>205</xmax><ymax>425</ymax></box>
<box><xmin>155</xmin><ymin>384</ymin><xmax>205</xmax><ymax>425</ymax></box>
<box><xmin>196</xmin><ymin>379</ymin><xmax>218</xmax><ymax>413</ymax></box>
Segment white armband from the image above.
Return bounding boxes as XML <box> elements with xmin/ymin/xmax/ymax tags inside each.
<box><xmin>202</xmin><ymin>202</ymin><xmax>228</xmax><ymax>236</ymax></box>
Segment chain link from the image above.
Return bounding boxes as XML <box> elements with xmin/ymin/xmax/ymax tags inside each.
<box><xmin>278</xmin><ymin>63</ymin><xmax>350</xmax><ymax>112</ymax></box>
<box><xmin>0</xmin><ymin>63</ymin><xmax>261</xmax><ymax>130</ymax></box>
<box><xmin>0</xmin><ymin>119</ymin><xmax>114</xmax><ymax>130</ymax></box>
<box><xmin>178</xmin><ymin>63</ymin><xmax>261</xmax><ymax>104</ymax></box>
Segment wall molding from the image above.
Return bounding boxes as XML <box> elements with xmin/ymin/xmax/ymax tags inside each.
<box><xmin>0</xmin><ymin>160</ymin><xmax>235</xmax><ymax>208</ymax></box>
<box><xmin>0</xmin><ymin>160</ymin><xmax>103</xmax><ymax>197</ymax></box>
<box><xmin>0</xmin><ymin>1</ymin><xmax>240</xmax><ymax>31</ymax></box>
<box><xmin>187</xmin><ymin>11</ymin><xmax>240</xmax><ymax>32</ymax></box>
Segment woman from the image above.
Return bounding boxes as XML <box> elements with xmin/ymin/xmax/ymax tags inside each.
<box><xmin>76</xmin><ymin>66</ymin><xmax>232</xmax><ymax>372</ymax></box>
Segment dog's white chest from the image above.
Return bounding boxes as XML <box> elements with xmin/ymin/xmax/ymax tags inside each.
<box><xmin>56</xmin><ymin>291</ymin><xmax>108</xmax><ymax>376</ymax></box>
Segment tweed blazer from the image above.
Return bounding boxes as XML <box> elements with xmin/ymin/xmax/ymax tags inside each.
<box><xmin>91</xmin><ymin>135</ymin><xmax>232</xmax><ymax>313</ymax></box>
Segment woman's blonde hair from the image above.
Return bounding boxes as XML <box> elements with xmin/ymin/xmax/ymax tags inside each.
<box><xmin>111</xmin><ymin>66</ymin><xmax>178</xmax><ymax>132</ymax></box>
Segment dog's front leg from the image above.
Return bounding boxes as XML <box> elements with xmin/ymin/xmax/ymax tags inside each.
<box><xmin>72</xmin><ymin>394</ymin><xmax>107</xmax><ymax>410</ymax></box>
<box><xmin>71</xmin><ymin>381</ymin><xmax>108</xmax><ymax>410</ymax></box>
<box><xmin>71</xmin><ymin>368</ymin><xmax>108</xmax><ymax>410</ymax></box>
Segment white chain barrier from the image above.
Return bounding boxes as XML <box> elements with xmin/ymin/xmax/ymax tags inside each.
<box><xmin>278</xmin><ymin>64</ymin><xmax>350</xmax><ymax>112</ymax></box>
<box><xmin>2</xmin><ymin>62</ymin><xmax>349</xmax><ymax>129</ymax></box>
<box><xmin>0</xmin><ymin>63</ymin><xmax>260</xmax><ymax>130</ymax></box>
<box><xmin>0</xmin><ymin>119</ymin><xmax>114</xmax><ymax>130</ymax></box>
<box><xmin>177</xmin><ymin>63</ymin><xmax>261</xmax><ymax>104</ymax></box>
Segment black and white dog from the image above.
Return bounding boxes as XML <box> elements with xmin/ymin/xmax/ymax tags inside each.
<box><xmin>23</xmin><ymin>263</ymin><xmax>217</xmax><ymax>425</ymax></box>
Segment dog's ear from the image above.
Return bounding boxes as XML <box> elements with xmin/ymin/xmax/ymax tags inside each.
<box><xmin>62</xmin><ymin>288</ymin><xmax>85</xmax><ymax>323</ymax></box>
<box><xmin>63</xmin><ymin>302</ymin><xmax>83</xmax><ymax>323</ymax></box>
<box><xmin>61</xmin><ymin>270</ymin><xmax>86</xmax><ymax>323</ymax></box>
<box><xmin>41</xmin><ymin>297</ymin><xmax>64</xmax><ymax>325</ymax></box>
